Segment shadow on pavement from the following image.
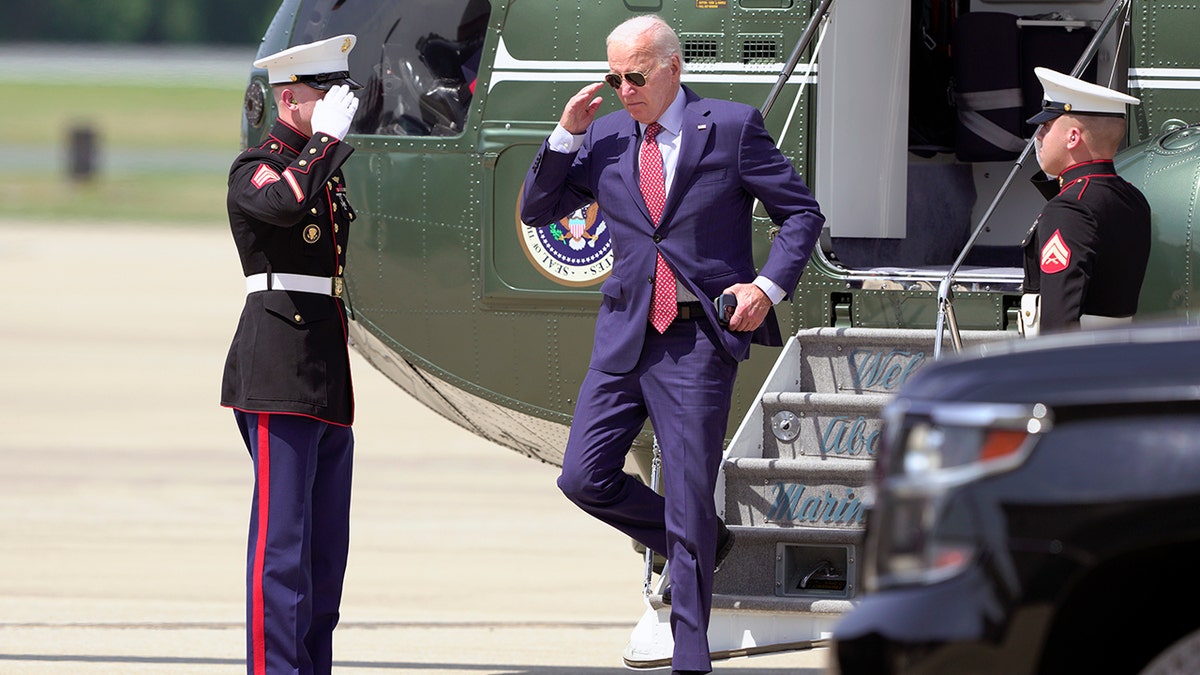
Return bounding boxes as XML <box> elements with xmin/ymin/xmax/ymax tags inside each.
<box><xmin>0</xmin><ymin>653</ymin><xmax>826</xmax><ymax>674</ymax></box>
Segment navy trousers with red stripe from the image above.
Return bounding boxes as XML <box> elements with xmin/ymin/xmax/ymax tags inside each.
<box><xmin>235</xmin><ymin>411</ymin><xmax>354</xmax><ymax>675</ymax></box>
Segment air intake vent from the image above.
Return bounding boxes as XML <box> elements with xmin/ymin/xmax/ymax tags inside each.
<box><xmin>742</xmin><ymin>37</ymin><xmax>780</xmax><ymax>63</ymax></box>
<box><xmin>683</xmin><ymin>37</ymin><xmax>720</xmax><ymax>64</ymax></box>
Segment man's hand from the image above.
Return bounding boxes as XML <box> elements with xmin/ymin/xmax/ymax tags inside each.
<box><xmin>311</xmin><ymin>84</ymin><xmax>359</xmax><ymax>140</ymax></box>
<box><xmin>560</xmin><ymin>82</ymin><xmax>605</xmax><ymax>134</ymax></box>
<box><xmin>723</xmin><ymin>283</ymin><xmax>772</xmax><ymax>332</ymax></box>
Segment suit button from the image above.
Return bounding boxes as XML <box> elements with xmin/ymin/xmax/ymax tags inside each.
<box><xmin>648</xmin><ymin>276</ymin><xmax>654</xmax><ymax>284</ymax></box>
<box><xmin>294</xmin><ymin>313</ymin><xmax>303</xmax><ymax>323</ymax></box>
<box><xmin>653</xmin><ymin>234</ymin><xmax>662</xmax><ymax>243</ymax></box>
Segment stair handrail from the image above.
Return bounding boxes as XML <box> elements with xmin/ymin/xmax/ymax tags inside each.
<box><xmin>760</xmin><ymin>0</ymin><xmax>836</xmax><ymax>118</ymax></box>
<box><xmin>933</xmin><ymin>0</ymin><xmax>1132</xmax><ymax>360</ymax></box>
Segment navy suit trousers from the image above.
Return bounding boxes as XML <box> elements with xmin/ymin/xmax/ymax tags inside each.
<box><xmin>558</xmin><ymin>317</ymin><xmax>737</xmax><ymax>672</ymax></box>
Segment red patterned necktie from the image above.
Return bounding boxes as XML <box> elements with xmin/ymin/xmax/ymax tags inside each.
<box><xmin>641</xmin><ymin>122</ymin><xmax>677</xmax><ymax>333</ymax></box>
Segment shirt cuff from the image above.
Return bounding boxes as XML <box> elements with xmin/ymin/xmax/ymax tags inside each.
<box><xmin>753</xmin><ymin>276</ymin><xmax>786</xmax><ymax>305</ymax></box>
<box><xmin>548</xmin><ymin>124</ymin><xmax>586</xmax><ymax>154</ymax></box>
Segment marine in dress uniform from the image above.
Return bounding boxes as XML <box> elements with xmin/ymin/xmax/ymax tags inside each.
<box><xmin>1020</xmin><ymin>67</ymin><xmax>1151</xmax><ymax>336</ymax></box>
<box><xmin>220</xmin><ymin>34</ymin><xmax>362</xmax><ymax>675</ymax></box>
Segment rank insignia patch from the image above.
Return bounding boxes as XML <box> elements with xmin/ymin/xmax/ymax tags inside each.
<box><xmin>1040</xmin><ymin>229</ymin><xmax>1071</xmax><ymax>274</ymax></box>
<box><xmin>304</xmin><ymin>224</ymin><xmax>322</xmax><ymax>244</ymax></box>
<box><xmin>251</xmin><ymin>164</ymin><xmax>281</xmax><ymax>189</ymax></box>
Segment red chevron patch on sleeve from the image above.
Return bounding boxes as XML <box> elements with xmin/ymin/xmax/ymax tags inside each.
<box><xmin>250</xmin><ymin>164</ymin><xmax>281</xmax><ymax>189</ymax></box>
<box><xmin>1040</xmin><ymin>229</ymin><xmax>1071</xmax><ymax>274</ymax></box>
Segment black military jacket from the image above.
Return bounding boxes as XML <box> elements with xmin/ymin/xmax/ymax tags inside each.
<box><xmin>1021</xmin><ymin>159</ymin><xmax>1151</xmax><ymax>333</ymax></box>
<box><xmin>221</xmin><ymin>119</ymin><xmax>356</xmax><ymax>425</ymax></box>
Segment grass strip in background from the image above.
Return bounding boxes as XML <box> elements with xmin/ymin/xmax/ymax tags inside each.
<box><xmin>6</xmin><ymin>83</ymin><xmax>246</xmax><ymax>149</ymax></box>
<box><xmin>5</xmin><ymin>82</ymin><xmax>248</xmax><ymax>225</ymax></box>
<box><xmin>0</xmin><ymin>170</ymin><xmax>230</xmax><ymax>224</ymax></box>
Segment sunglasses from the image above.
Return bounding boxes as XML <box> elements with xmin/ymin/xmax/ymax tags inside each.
<box><xmin>605</xmin><ymin>61</ymin><xmax>667</xmax><ymax>89</ymax></box>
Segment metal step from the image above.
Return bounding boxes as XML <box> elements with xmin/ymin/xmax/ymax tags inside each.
<box><xmin>761</xmin><ymin>391</ymin><xmax>891</xmax><ymax>460</ymax></box>
<box><xmin>714</xmin><ymin>524</ymin><xmax>862</xmax><ymax>596</ymax></box>
<box><xmin>644</xmin><ymin>525</ymin><xmax>862</xmax><ymax>608</ymax></box>
<box><xmin>723</xmin><ymin>457</ymin><xmax>873</xmax><ymax>528</ymax></box>
<box><xmin>794</xmin><ymin>327</ymin><xmax>1005</xmax><ymax>396</ymax></box>
<box><xmin>649</xmin><ymin>592</ymin><xmax>856</xmax><ymax>616</ymax></box>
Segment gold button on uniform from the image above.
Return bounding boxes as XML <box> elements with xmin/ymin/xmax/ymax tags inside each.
<box><xmin>298</xmin><ymin>160</ymin><xmax>307</xmax><ymax>167</ymax></box>
<box><xmin>337</xmin><ymin>245</ymin><xmax>343</xmax><ymax>254</ymax></box>
<box><xmin>309</xmin><ymin>148</ymin><xmax>317</xmax><ymax>154</ymax></box>
<box><xmin>294</xmin><ymin>313</ymin><xmax>302</xmax><ymax>323</ymax></box>
<box><xmin>321</xmin><ymin>136</ymin><xmax>329</xmax><ymax>143</ymax></box>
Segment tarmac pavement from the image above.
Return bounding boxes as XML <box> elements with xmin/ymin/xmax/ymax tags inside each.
<box><xmin>0</xmin><ymin>219</ymin><xmax>830</xmax><ymax>674</ymax></box>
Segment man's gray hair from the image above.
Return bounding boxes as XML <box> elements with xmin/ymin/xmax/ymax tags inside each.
<box><xmin>607</xmin><ymin>15</ymin><xmax>682</xmax><ymax>63</ymax></box>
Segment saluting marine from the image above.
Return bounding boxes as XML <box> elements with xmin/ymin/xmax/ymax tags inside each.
<box><xmin>1020</xmin><ymin>67</ymin><xmax>1151</xmax><ymax>336</ymax></box>
<box><xmin>220</xmin><ymin>34</ymin><xmax>362</xmax><ymax>675</ymax></box>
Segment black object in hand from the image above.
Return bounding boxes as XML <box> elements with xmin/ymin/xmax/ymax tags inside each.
<box><xmin>715</xmin><ymin>293</ymin><xmax>737</xmax><ymax>328</ymax></box>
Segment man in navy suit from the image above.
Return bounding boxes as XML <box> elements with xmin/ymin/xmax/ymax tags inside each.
<box><xmin>520</xmin><ymin>15</ymin><xmax>824</xmax><ymax>674</ymax></box>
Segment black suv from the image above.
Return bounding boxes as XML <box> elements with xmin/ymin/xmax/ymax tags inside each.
<box><xmin>833</xmin><ymin>322</ymin><xmax>1200</xmax><ymax>675</ymax></box>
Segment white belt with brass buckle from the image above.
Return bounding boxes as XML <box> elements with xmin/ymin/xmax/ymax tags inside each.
<box><xmin>245</xmin><ymin>273</ymin><xmax>344</xmax><ymax>297</ymax></box>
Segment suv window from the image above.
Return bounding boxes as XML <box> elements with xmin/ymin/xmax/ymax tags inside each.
<box><xmin>291</xmin><ymin>0</ymin><xmax>490</xmax><ymax>137</ymax></box>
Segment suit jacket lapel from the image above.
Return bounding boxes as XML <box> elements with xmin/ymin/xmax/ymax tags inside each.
<box><xmin>660</xmin><ymin>89</ymin><xmax>711</xmax><ymax>230</ymax></box>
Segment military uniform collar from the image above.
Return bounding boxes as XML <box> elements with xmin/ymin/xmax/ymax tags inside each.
<box><xmin>266</xmin><ymin>119</ymin><xmax>311</xmax><ymax>155</ymax></box>
<box><xmin>1057</xmin><ymin>159</ymin><xmax>1117</xmax><ymax>188</ymax></box>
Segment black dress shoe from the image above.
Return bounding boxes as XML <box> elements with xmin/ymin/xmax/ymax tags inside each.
<box><xmin>714</xmin><ymin>520</ymin><xmax>735</xmax><ymax>572</ymax></box>
<box><xmin>661</xmin><ymin>522</ymin><xmax>735</xmax><ymax>605</ymax></box>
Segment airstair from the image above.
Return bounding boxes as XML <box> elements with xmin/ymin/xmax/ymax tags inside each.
<box><xmin>623</xmin><ymin>326</ymin><xmax>1013</xmax><ymax>668</ymax></box>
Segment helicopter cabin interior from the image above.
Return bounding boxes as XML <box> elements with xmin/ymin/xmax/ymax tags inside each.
<box><xmin>817</xmin><ymin>0</ymin><xmax>1129</xmax><ymax>277</ymax></box>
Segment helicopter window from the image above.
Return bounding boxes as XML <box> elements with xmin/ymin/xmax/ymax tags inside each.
<box><xmin>289</xmin><ymin>0</ymin><xmax>491</xmax><ymax>137</ymax></box>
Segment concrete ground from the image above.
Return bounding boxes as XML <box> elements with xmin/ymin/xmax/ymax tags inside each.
<box><xmin>0</xmin><ymin>220</ymin><xmax>830</xmax><ymax>674</ymax></box>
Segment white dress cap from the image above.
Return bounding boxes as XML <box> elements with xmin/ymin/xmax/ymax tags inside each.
<box><xmin>1027</xmin><ymin>67</ymin><xmax>1140</xmax><ymax>124</ymax></box>
<box><xmin>253</xmin><ymin>34</ymin><xmax>362</xmax><ymax>90</ymax></box>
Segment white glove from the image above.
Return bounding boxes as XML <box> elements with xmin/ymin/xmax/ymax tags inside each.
<box><xmin>310</xmin><ymin>84</ymin><xmax>359</xmax><ymax>140</ymax></box>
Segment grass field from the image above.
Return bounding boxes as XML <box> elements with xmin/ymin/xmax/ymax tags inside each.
<box><xmin>2</xmin><ymin>83</ymin><xmax>247</xmax><ymax>224</ymax></box>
